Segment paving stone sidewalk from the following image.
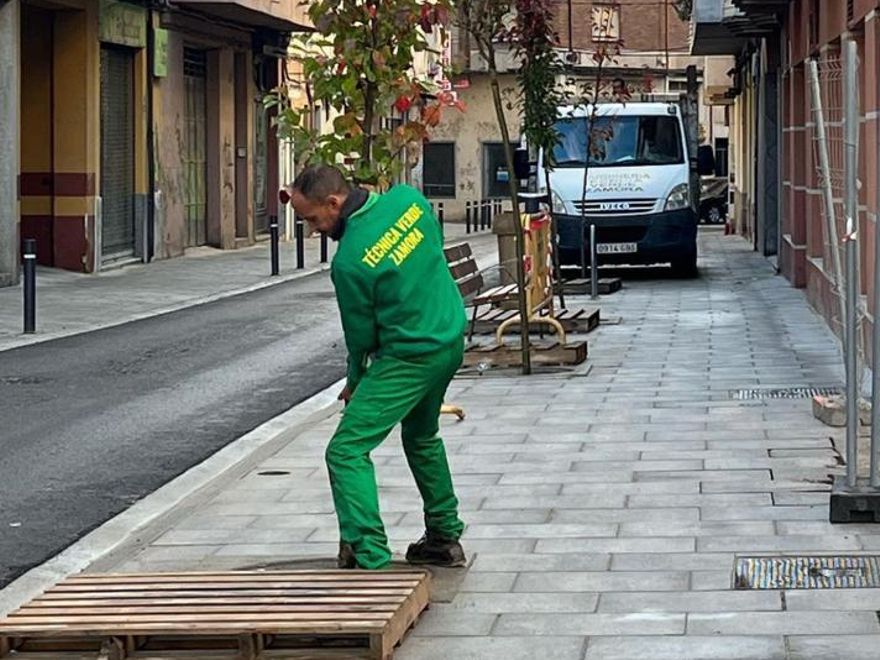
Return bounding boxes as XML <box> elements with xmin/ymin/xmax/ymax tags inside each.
<box><xmin>89</xmin><ymin>228</ymin><xmax>880</xmax><ymax>660</ymax></box>
<box><xmin>0</xmin><ymin>223</ymin><xmax>491</xmax><ymax>351</ymax></box>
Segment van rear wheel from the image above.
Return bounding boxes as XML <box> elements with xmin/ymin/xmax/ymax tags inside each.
<box><xmin>671</xmin><ymin>252</ymin><xmax>698</xmax><ymax>278</ymax></box>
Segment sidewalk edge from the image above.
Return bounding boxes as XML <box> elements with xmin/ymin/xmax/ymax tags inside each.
<box><xmin>0</xmin><ymin>265</ymin><xmax>331</xmax><ymax>354</ymax></box>
<box><xmin>0</xmin><ymin>377</ymin><xmax>345</xmax><ymax>617</ymax></box>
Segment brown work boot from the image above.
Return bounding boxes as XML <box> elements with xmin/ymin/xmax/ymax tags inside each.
<box><xmin>406</xmin><ymin>531</ymin><xmax>467</xmax><ymax>568</ymax></box>
<box><xmin>338</xmin><ymin>542</ymin><xmax>358</xmax><ymax>569</ymax></box>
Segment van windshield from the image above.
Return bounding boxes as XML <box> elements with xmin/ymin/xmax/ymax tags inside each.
<box><xmin>552</xmin><ymin>115</ymin><xmax>684</xmax><ymax>167</ymax></box>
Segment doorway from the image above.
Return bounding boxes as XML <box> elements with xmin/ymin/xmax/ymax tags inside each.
<box><xmin>100</xmin><ymin>45</ymin><xmax>136</xmax><ymax>260</ymax></box>
<box><xmin>183</xmin><ymin>47</ymin><xmax>208</xmax><ymax>247</ymax></box>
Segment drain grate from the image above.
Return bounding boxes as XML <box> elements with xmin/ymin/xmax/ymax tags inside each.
<box><xmin>729</xmin><ymin>386</ymin><xmax>842</xmax><ymax>400</ymax></box>
<box><xmin>0</xmin><ymin>376</ymin><xmax>48</xmax><ymax>385</ymax></box>
<box><xmin>735</xmin><ymin>556</ymin><xmax>880</xmax><ymax>590</ymax></box>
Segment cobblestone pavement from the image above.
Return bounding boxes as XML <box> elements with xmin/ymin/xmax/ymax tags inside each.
<box><xmin>90</xmin><ymin>228</ymin><xmax>880</xmax><ymax>660</ymax></box>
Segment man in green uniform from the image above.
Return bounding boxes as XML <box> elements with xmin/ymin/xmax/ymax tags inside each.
<box><xmin>281</xmin><ymin>165</ymin><xmax>466</xmax><ymax>570</ymax></box>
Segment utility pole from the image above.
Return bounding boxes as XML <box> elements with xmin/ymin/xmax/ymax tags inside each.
<box><xmin>664</xmin><ymin>0</ymin><xmax>670</xmax><ymax>92</ymax></box>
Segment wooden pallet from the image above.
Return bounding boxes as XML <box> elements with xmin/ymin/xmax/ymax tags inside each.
<box><xmin>0</xmin><ymin>570</ymin><xmax>431</xmax><ymax>659</ymax></box>
<box><xmin>560</xmin><ymin>277</ymin><xmax>622</xmax><ymax>295</ymax></box>
<box><xmin>471</xmin><ymin>307</ymin><xmax>600</xmax><ymax>335</ymax></box>
<box><xmin>463</xmin><ymin>340</ymin><xmax>588</xmax><ymax>368</ymax></box>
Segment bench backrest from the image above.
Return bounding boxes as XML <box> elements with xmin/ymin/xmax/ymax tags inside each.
<box><xmin>444</xmin><ymin>243</ymin><xmax>483</xmax><ymax>299</ymax></box>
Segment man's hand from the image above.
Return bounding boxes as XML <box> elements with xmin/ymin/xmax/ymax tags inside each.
<box><xmin>338</xmin><ymin>386</ymin><xmax>352</xmax><ymax>405</ymax></box>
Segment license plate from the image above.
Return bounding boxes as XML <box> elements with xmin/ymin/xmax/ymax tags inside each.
<box><xmin>596</xmin><ymin>242</ymin><xmax>637</xmax><ymax>254</ymax></box>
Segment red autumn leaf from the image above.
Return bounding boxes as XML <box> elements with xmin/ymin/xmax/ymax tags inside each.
<box><xmin>419</xmin><ymin>3</ymin><xmax>433</xmax><ymax>32</ymax></box>
<box><xmin>394</xmin><ymin>95</ymin><xmax>413</xmax><ymax>113</ymax></box>
<box><xmin>421</xmin><ymin>104</ymin><xmax>442</xmax><ymax>127</ymax></box>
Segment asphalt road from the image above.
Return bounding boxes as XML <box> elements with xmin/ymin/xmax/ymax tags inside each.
<box><xmin>0</xmin><ymin>273</ymin><xmax>347</xmax><ymax>588</ymax></box>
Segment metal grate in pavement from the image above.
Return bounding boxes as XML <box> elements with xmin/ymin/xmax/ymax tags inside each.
<box><xmin>729</xmin><ymin>386</ymin><xmax>842</xmax><ymax>400</ymax></box>
<box><xmin>735</xmin><ymin>556</ymin><xmax>880</xmax><ymax>590</ymax></box>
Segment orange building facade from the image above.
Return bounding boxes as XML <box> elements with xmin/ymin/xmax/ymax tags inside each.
<box><xmin>0</xmin><ymin>0</ymin><xmax>308</xmax><ymax>284</ymax></box>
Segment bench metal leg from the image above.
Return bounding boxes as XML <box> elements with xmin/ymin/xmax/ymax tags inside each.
<box><xmin>497</xmin><ymin>315</ymin><xmax>567</xmax><ymax>347</ymax></box>
<box><xmin>468</xmin><ymin>304</ymin><xmax>480</xmax><ymax>343</ymax></box>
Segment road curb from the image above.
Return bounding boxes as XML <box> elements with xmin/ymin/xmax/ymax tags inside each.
<box><xmin>0</xmin><ymin>376</ymin><xmax>345</xmax><ymax>617</ymax></box>
<box><xmin>0</xmin><ymin>265</ymin><xmax>332</xmax><ymax>354</ymax></box>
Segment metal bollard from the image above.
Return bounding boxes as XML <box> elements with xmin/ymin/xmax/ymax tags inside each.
<box><xmin>466</xmin><ymin>201</ymin><xmax>472</xmax><ymax>234</ymax></box>
<box><xmin>438</xmin><ymin>202</ymin><xmax>445</xmax><ymax>228</ymax></box>
<box><xmin>295</xmin><ymin>218</ymin><xmax>305</xmax><ymax>270</ymax></box>
<box><xmin>320</xmin><ymin>232</ymin><xmax>328</xmax><ymax>264</ymax></box>
<box><xmin>580</xmin><ymin>221</ymin><xmax>588</xmax><ymax>280</ymax></box>
<box><xmin>590</xmin><ymin>224</ymin><xmax>599</xmax><ymax>300</ymax></box>
<box><xmin>22</xmin><ymin>238</ymin><xmax>36</xmax><ymax>334</ymax></box>
<box><xmin>269</xmin><ymin>216</ymin><xmax>280</xmax><ymax>276</ymax></box>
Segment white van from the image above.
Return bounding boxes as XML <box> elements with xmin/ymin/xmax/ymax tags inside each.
<box><xmin>538</xmin><ymin>102</ymin><xmax>703</xmax><ymax>276</ymax></box>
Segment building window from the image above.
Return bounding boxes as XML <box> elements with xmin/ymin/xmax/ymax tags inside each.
<box><xmin>714</xmin><ymin>137</ymin><xmax>729</xmax><ymax>177</ymax></box>
<box><xmin>482</xmin><ymin>142</ymin><xmax>519</xmax><ymax>199</ymax></box>
<box><xmin>591</xmin><ymin>4</ymin><xmax>620</xmax><ymax>42</ymax></box>
<box><xmin>382</xmin><ymin>114</ymin><xmax>404</xmax><ymax>132</ymax></box>
<box><xmin>423</xmin><ymin>142</ymin><xmax>456</xmax><ymax>198</ymax></box>
<box><xmin>667</xmin><ymin>78</ymin><xmax>688</xmax><ymax>95</ymax></box>
<box><xmin>808</xmin><ymin>0</ymin><xmax>819</xmax><ymax>48</ymax></box>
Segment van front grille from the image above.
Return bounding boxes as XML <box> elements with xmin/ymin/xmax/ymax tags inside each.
<box><xmin>573</xmin><ymin>198</ymin><xmax>658</xmax><ymax>216</ymax></box>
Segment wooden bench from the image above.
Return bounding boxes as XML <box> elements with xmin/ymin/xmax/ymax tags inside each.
<box><xmin>444</xmin><ymin>243</ymin><xmax>517</xmax><ymax>340</ymax></box>
<box><xmin>444</xmin><ymin>243</ymin><xmax>597</xmax><ymax>340</ymax></box>
<box><xmin>0</xmin><ymin>570</ymin><xmax>431</xmax><ymax>659</ymax></box>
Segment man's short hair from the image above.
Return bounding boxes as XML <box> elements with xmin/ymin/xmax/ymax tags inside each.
<box><xmin>292</xmin><ymin>165</ymin><xmax>352</xmax><ymax>202</ymax></box>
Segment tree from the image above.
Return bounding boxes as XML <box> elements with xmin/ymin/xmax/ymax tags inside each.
<box><xmin>267</xmin><ymin>0</ymin><xmax>462</xmax><ymax>188</ymax></box>
<box><xmin>508</xmin><ymin>0</ymin><xmax>566</xmax><ymax>305</ymax></box>
<box><xmin>564</xmin><ymin>22</ymin><xmax>628</xmax><ymax>276</ymax></box>
<box><xmin>459</xmin><ymin>0</ymin><xmax>533</xmax><ymax>374</ymax></box>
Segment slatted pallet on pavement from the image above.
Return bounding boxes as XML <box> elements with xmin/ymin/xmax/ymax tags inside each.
<box><xmin>560</xmin><ymin>277</ymin><xmax>622</xmax><ymax>296</ymax></box>
<box><xmin>471</xmin><ymin>306</ymin><xmax>600</xmax><ymax>335</ymax></box>
<box><xmin>0</xmin><ymin>570</ymin><xmax>431</xmax><ymax>660</ymax></box>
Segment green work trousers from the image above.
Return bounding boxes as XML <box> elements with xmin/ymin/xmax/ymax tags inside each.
<box><xmin>325</xmin><ymin>340</ymin><xmax>465</xmax><ymax>569</ymax></box>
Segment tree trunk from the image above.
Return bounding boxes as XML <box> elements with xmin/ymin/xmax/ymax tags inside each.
<box><xmin>544</xmin><ymin>168</ymin><xmax>565</xmax><ymax>308</ymax></box>
<box><xmin>579</xmin><ymin>110</ymin><xmax>598</xmax><ymax>279</ymax></box>
<box><xmin>360</xmin><ymin>8</ymin><xmax>380</xmax><ymax>176</ymax></box>
<box><xmin>488</xmin><ymin>55</ymin><xmax>531</xmax><ymax>374</ymax></box>
<box><xmin>362</xmin><ymin>82</ymin><xmax>376</xmax><ymax>171</ymax></box>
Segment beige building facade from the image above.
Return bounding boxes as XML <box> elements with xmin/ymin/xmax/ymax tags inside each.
<box><xmin>422</xmin><ymin>1</ymin><xmax>733</xmax><ymax>221</ymax></box>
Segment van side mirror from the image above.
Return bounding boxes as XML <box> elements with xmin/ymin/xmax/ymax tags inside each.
<box><xmin>513</xmin><ymin>149</ymin><xmax>531</xmax><ymax>180</ymax></box>
<box><xmin>697</xmin><ymin>145</ymin><xmax>716</xmax><ymax>176</ymax></box>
